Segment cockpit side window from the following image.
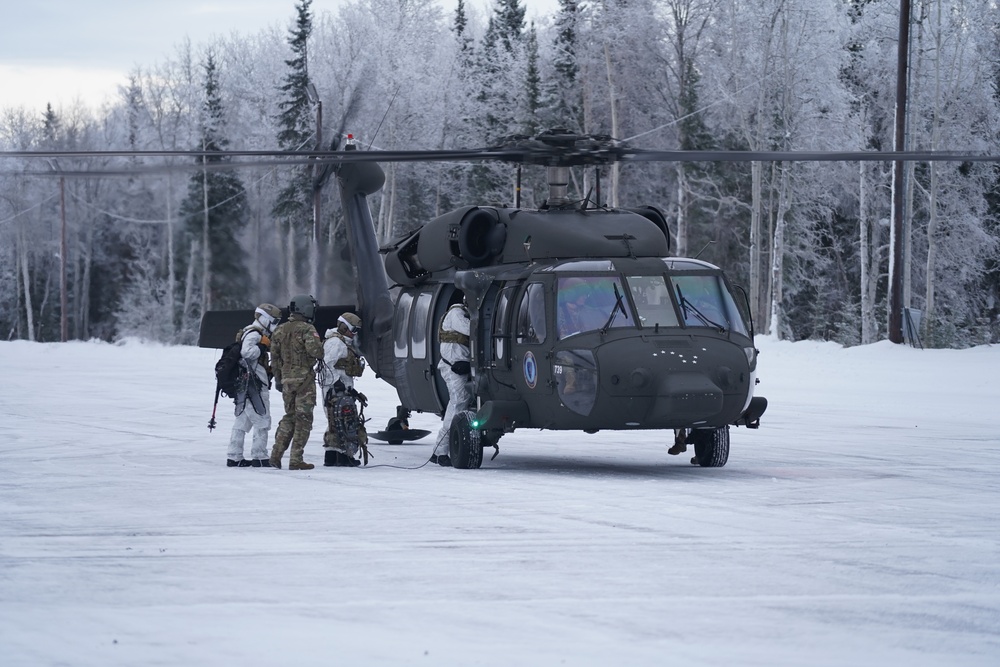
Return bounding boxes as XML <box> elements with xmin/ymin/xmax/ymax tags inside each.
<box><xmin>626</xmin><ymin>275</ymin><xmax>680</xmax><ymax>328</ymax></box>
<box><xmin>515</xmin><ymin>283</ymin><xmax>547</xmax><ymax>344</ymax></box>
<box><xmin>557</xmin><ymin>275</ymin><xmax>630</xmax><ymax>338</ymax></box>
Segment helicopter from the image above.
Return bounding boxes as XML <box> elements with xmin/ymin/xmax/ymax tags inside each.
<box><xmin>199</xmin><ymin>128</ymin><xmax>768</xmax><ymax>469</ymax></box>
<box><xmin>9</xmin><ymin>129</ymin><xmax>997</xmax><ymax>468</ymax></box>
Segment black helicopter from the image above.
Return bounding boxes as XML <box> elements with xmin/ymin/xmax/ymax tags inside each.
<box><xmin>10</xmin><ymin>130</ymin><xmax>997</xmax><ymax>469</ymax></box>
<box><xmin>201</xmin><ymin>128</ymin><xmax>767</xmax><ymax>469</ymax></box>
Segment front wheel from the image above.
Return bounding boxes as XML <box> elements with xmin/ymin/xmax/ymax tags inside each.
<box><xmin>691</xmin><ymin>426</ymin><xmax>730</xmax><ymax>467</ymax></box>
<box><xmin>449</xmin><ymin>410</ymin><xmax>484</xmax><ymax>469</ymax></box>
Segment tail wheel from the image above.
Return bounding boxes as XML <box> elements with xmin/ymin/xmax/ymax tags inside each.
<box><xmin>449</xmin><ymin>410</ymin><xmax>484</xmax><ymax>469</ymax></box>
<box><xmin>691</xmin><ymin>426</ymin><xmax>730</xmax><ymax>468</ymax></box>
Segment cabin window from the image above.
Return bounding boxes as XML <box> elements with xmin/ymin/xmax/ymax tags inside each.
<box><xmin>410</xmin><ymin>292</ymin><xmax>432</xmax><ymax>359</ymax></box>
<box><xmin>394</xmin><ymin>292</ymin><xmax>413</xmax><ymax>358</ymax></box>
<box><xmin>515</xmin><ymin>283</ymin><xmax>547</xmax><ymax>344</ymax></box>
<box><xmin>493</xmin><ymin>285</ymin><xmax>516</xmax><ymax>363</ymax></box>
<box><xmin>626</xmin><ymin>275</ymin><xmax>680</xmax><ymax>329</ymax></box>
<box><xmin>556</xmin><ymin>275</ymin><xmax>630</xmax><ymax>338</ymax></box>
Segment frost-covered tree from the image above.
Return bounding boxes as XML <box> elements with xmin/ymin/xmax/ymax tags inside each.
<box><xmin>176</xmin><ymin>52</ymin><xmax>250</xmax><ymax>340</ymax></box>
<box><xmin>273</xmin><ymin>0</ymin><xmax>316</xmax><ymax>295</ymax></box>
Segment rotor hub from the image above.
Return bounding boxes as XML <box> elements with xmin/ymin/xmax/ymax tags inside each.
<box><xmin>491</xmin><ymin>128</ymin><xmax>627</xmax><ymax>167</ymax></box>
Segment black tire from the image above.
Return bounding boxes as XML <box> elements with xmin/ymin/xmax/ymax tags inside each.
<box><xmin>691</xmin><ymin>426</ymin><xmax>730</xmax><ymax>467</ymax></box>
<box><xmin>449</xmin><ymin>410</ymin><xmax>483</xmax><ymax>469</ymax></box>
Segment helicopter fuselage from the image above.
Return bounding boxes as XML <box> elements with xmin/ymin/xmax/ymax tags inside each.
<box><xmin>384</xmin><ymin>252</ymin><xmax>761</xmax><ymax>436</ymax></box>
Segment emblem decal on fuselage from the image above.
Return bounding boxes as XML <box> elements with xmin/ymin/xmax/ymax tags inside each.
<box><xmin>523</xmin><ymin>350</ymin><xmax>537</xmax><ymax>389</ymax></box>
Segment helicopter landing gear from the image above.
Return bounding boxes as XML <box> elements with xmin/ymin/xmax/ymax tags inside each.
<box><xmin>449</xmin><ymin>410</ymin><xmax>484</xmax><ymax>469</ymax></box>
<box><xmin>688</xmin><ymin>426</ymin><xmax>730</xmax><ymax>467</ymax></box>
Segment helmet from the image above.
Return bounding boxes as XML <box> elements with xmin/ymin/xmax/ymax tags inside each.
<box><xmin>289</xmin><ymin>294</ymin><xmax>318</xmax><ymax>322</ymax></box>
<box><xmin>337</xmin><ymin>312</ymin><xmax>362</xmax><ymax>337</ymax></box>
<box><xmin>254</xmin><ymin>303</ymin><xmax>282</xmax><ymax>333</ymax></box>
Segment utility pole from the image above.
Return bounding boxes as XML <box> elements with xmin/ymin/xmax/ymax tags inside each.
<box><xmin>889</xmin><ymin>0</ymin><xmax>911</xmax><ymax>344</ymax></box>
<box><xmin>59</xmin><ymin>174</ymin><xmax>68</xmax><ymax>342</ymax></box>
<box><xmin>307</xmin><ymin>83</ymin><xmax>322</xmax><ymax>296</ymax></box>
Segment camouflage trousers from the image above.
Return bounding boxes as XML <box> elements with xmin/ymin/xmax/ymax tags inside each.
<box><xmin>271</xmin><ymin>376</ymin><xmax>317</xmax><ymax>466</ymax></box>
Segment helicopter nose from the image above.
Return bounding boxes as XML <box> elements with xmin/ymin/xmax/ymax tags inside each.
<box><xmin>645</xmin><ymin>371</ymin><xmax>724</xmax><ymax>423</ymax></box>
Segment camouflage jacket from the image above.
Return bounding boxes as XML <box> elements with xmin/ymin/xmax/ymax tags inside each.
<box><xmin>270</xmin><ymin>316</ymin><xmax>324</xmax><ymax>386</ymax></box>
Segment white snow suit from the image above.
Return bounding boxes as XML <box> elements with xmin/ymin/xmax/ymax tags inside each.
<box><xmin>229</xmin><ymin>323</ymin><xmax>272</xmax><ymax>463</ymax></box>
<box><xmin>319</xmin><ymin>330</ymin><xmax>368</xmax><ymax>455</ymax></box>
<box><xmin>434</xmin><ymin>304</ymin><xmax>472</xmax><ymax>457</ymax></box>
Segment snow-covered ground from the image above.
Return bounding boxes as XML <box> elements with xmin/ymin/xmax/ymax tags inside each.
<box><xmin>1</xmin><ymin>336</ymin><xmax>998</xmax><ymax>666</ymax></box>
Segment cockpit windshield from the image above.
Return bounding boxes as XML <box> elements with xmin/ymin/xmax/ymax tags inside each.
<box><xmin>553</xmin><ymin>271</ymin><xmax>750</xmax><ymax>338</ymax></box>
<box><xmin>669</xmin><ymin>274</ymin><xmax>749</xmax><ymax>336</ymax></box>
<box><xmin>557</xmin><ymin>276</ymin><xmax>630</xmax><ymax>338</ymax></box>
<box><xmin>626</xmin><ymin>275</ymin><xmax>680</xmax><ymax>328</ymax></box>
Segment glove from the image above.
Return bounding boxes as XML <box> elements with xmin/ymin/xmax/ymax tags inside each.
<box><xmin>275</xmin><ymin>379</ymin><xmax>283</xmax><ymax>392</ymax></box>
<box><xmin>348</xmin><ymin>387</ymin><xmax>368</xmax><ymax>407</ymax></box>
<box><xmin>260</xmin><ymin>335</ymin><xmax>270</xmax><ymax>347</ymax></box>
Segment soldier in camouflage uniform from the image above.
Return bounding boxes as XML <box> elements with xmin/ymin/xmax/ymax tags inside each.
<box><xmin>319</xmin><ymin>312</ymin><xmax>368</xmax><ymax>467</ymax></box>
<box><xmin>269</xmin><ymin>294</ymin><xmax>325</xmax><ymax>471</ymax></box>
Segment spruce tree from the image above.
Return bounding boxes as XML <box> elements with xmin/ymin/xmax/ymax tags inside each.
<box><xmin>544</xmin><ymin>0</ymin><xmax>583</xmax><ymax>133</ymax></box>
<box><xmin>468</xmin><ymin>0</ymin><xmax>528</xmax><ymax>203</ymax></box>
<box><xmin>177</xmin><ymin>51</ymin><xmax>250</xmax><ymax>327</ymax></box>
<box><xmin>524</xmin><ymin>24</ymin><xmax>541</xmax><ymax>137</ymax></box>
<box><xmin>273</xmin><ymin>0</ymin><xmax>315</xmax><ymax>290</ymax></box>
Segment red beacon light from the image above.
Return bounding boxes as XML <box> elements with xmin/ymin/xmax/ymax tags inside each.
<box><xmin>345</xmin><ymin>133</ymin><xmax>357</xmax><ymax>150</ymax></box>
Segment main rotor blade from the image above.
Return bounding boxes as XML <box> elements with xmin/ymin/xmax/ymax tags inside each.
<box><xmin>623</xmin><ymin>148</ymin><xmax>1000</xmax><ymax>163</ymax></box>
<box><xmin>3</xmin><ymin>145</ymin><xmax>1000</xmax><ymax>178</ymax></box>
<box><xmin>0</xmin><ymin>148</ymin><xmax>509</xmax><ymax>161</ymax></box>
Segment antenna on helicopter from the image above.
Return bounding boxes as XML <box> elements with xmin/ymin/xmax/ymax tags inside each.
<box><xmin>693</xmin><ymin>240</ymin><xmax>716</xmax><ymax>260</ymax></box>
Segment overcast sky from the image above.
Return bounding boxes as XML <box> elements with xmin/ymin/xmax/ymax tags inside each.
<box><xmin>0</xmin><ymin>0</ymin><xmax>559</xmax><ymax>114</ymax></box>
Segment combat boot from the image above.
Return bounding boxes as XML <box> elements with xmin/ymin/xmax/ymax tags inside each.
<box><xmin>668</xmin><ymin>430</ymin><xmax>687</xmax><ymax>455</ymax></box>
<box><xmin>289</xmin><ymin>461</ymin><xmax>315</xmax><ymax>470</ymax></box>
<box><xmin>269</xmin><ymin>452</ymin><xmax>283</xmax><ymax>469</ymax></box>
<box><xmin>251</xmin><ymin>459</ymin><xmax>271</xmax><ymax>468</ymax></box>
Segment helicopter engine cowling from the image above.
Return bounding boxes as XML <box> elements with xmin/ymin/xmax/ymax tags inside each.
<box><xmin>625</xmin><ymin>206</ymin><xmax>670</xmax><ymax>253</ymax></box>
<box><xmin>417</xmin><ymin>206</ymin><xmax>505</xmax><ymax>271</ymax></box>
<box><xmin>384</xmin><ymin>206</ymin><xmax>506</xmax><ymax>285</ymax></box>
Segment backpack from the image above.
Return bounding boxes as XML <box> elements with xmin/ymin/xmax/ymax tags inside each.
<box><xmin>331</xmin><ymin>393</ymin><xmax>361</xmax><ymax>446</ymax></box>
<box><xmin>215</xmin><ymin>338</ymin><xmax>249</xmax><ymax>401</ymax></box>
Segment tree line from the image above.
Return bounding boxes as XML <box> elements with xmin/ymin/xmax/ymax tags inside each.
<box><xmin>1</xmin><ymin>0</ymin><xmax>999</xmax><ymax>348</ymax></box>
